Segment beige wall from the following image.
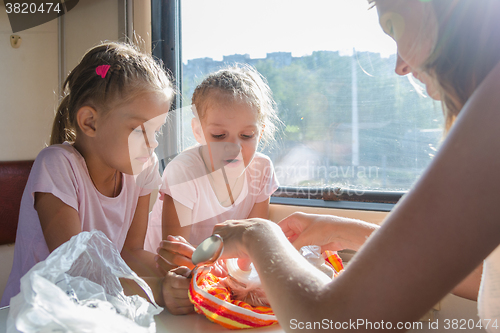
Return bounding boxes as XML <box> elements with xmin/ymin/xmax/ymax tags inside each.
<box><xmin>63</xmin><ymin>0</ymin><xmax>121</xmax><ymax>76</ymax></box>
<box><xmin>0</xmin><ymin>0</ymin><xmax>122</xmax><ymax>161</ymax></box>
<box><xmin>133</xmin><ymin>0</ymin><xmax>152</xmax><ymax>53</ymax></box>
<box><xmin>0</xmin><ymin>7</ymin><xmax>58</xmax><ymax>161</ymax></box>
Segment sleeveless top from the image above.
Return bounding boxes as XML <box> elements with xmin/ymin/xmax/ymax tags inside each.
<box><xmin>478</xmin><ymin>245</ymin><xmax>500</xmax><ymax>332</ymax></box>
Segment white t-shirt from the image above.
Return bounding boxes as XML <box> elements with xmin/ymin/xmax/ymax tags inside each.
<box><xmin>478</xmin><ymin>245</ymin><xmax>500</xmax><ymax>332</ymax></box>
<box><xmin>144</xmin><ymin>145</ymin><xmax>279</xmax><ymax>249</ymax></box>
<box><xmin>1</xmin><ymin>143</ymin><xmax>160</xmax><ymax>306</ymax></box>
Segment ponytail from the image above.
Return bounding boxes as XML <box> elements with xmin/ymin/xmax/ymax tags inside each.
<box><xmin>50</xmin><ymin>94</ymin><xmax>76</xmax><ymax>145</ymax></box>
<box><xmin>49</xmin><ymin>41</ymin><xmax>173</xmax><ymax>146</ymax></box>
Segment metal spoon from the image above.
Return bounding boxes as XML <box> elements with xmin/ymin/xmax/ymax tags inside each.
<box><xmin>190</xmin><ymin>234</ymin><xmax>224</xmax><ymax>277</ymax></box>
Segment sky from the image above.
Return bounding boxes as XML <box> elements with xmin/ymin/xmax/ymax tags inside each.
<box><xmin>181</xmin><ymin>0</ymin><xmax>397</xmax><ymax>63</ymax></box>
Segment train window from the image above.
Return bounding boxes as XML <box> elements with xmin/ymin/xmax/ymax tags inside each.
<box><xmin>153</xmin><ymin>0</ymin><xmax>443</xmax><ymax>208</ymax></box>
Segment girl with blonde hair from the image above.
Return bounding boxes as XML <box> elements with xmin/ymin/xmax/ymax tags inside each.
<box><xmin>147</xmin><ymin>64</ymin><xmax>281</xmax><ymax>314</ymax></box>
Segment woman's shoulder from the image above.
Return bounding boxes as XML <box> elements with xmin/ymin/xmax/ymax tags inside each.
<box><xmin>461</xmin><ymin>60</ymin><xmax>500</xmax><ymax>120</ymax></box>
<box><xmin>474</xmin><ymin>60</ymin><xmax>500</xmax><ymax>98</ymax></box>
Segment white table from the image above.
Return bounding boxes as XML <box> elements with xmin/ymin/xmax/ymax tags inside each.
<box><xmin>0</xmin><ymin>306</ymin><xmax>285</xmax><ymax>333</ymax></box>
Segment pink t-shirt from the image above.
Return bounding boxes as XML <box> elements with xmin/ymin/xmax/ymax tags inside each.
<box><xmin>1</xmin><ymin>143</ymin><xmax>160</xmax><ymax>306</ymax></box>
<box><xmin>144</xmin><ymin>146</ymin><xmax>278</xmax><ymax>249</ymax></box>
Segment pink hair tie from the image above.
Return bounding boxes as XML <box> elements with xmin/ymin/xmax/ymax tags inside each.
<box><xmin>96</xmin><ymin>65</ymin><xmax>111</xmax><ymax>78</ymax></box>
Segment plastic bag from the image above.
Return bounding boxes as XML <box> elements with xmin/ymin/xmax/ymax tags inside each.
<box><xmin>6</xmin><ymin>230</ymin><xmax>163</xmax><ymax>333</ymax></box>
<box><xmin>300</xmin><ymin>245</ymin><xmax>336</xmax><ymax>278</ymax></box>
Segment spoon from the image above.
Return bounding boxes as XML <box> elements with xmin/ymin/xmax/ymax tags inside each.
<box><xmin>190</xmin><ymin>234</ymin><xmax>224</xmax><ymax>277</ymax></box>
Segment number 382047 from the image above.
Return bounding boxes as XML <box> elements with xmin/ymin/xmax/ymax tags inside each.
<box><xmin>5</xmin><ymin>3</ymin><xmax>61</xmax><ymax>14</ymax></box>
<box><xmin>443</xmin><ymin>319</ymin><xmax>498</xmax><ymax>330</ymax></box>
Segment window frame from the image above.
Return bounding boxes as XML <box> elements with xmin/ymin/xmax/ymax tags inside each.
<box><xmin>151</xmin><ymin>0</ymin><xmax>404</xmax><ymax>212</ymax></box>
<box><xmin>151</xmin><ymin>0</ymin><xmax>182</xmax><ymax>171</ymax></box>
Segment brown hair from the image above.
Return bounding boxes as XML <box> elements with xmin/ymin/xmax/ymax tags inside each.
<box><xmin>191</xmin><ymin>64</ymin><xmax>281</xmax><ymax>148</ymax></box>
<box><xmin>369</xmin><ymin>0</ymin><xmax>500</xmax><ymax>132</ymax></box>
<box><xmin>424</xmin><ymin>0</ymin><xmax>500</xmax><ymax>132</ymax></box>
<box><xmin>50</xmin><ymin>41</ymin><xmax>174</xmax><ymax>145</ymax></box>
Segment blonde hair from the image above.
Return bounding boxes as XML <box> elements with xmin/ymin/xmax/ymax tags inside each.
<box><xmin>191</xmin><ymin>64</ymin><xmax>281</xmax><ymax>148</ymax></box>
<box><xmin>50</xmin><ymin>41</ymin><xmax>174</xmax><ymax>145</ymax></box>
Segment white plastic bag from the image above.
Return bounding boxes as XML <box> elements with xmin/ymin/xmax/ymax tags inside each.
<box><xmin>300</xmin><ymin>245</ymin><xmax>335</xmax><ymax>278</ymax></box>
<box><xmin>6</xmin><ymin>230</ymin><xmax>162</xmax><ymax>333</ymax></box>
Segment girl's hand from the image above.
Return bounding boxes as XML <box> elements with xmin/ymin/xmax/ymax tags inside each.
<box><xmin>279</xmin><ymin>212</ymin><xmax>378</xmax><ymax>252</ymax></box>
<box><xmin>161</xmin><ymin>266</ymin><xmax>194</xmax><ymax>315</ymax></box>
<box><xmin>156</xmin><ymin>235</ymin><xmax>196</xmax><ymax>272</ymax></box>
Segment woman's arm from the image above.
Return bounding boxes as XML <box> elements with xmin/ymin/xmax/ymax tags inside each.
<box><xmin>35</xmin><ymin>192</ymin><xmax>82</xmax><ymax>252</ymax></box>
<box><xmin>121</xmin><ymin>194</ymin><xmax>162</xmax><ymax>277</ymax></box>
<box><xmin>278</xmin><ymin>212</ymin><xmax>379</xmax><ymax>252</ymax></box>
<box><xmin>278</xmin><ymin>209</ymin><xmax>483</xmax><ymax>301</ymax></box>
<box><xmin>214</xmin><ymin>62</ymin><xmax>500</xmax><ymax>331</ymax></box>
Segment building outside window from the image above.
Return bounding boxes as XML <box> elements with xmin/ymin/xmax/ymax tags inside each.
<box><xmin>154</xmin><ymin>0</ymin><xmax>443</xmax><ymax>205</ymax></box>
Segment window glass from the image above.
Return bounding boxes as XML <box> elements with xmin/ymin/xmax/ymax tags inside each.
<box><xmin>179</xmin><ymin>0</ymin><xmax>442</xmax><ymax>192</ymax></box>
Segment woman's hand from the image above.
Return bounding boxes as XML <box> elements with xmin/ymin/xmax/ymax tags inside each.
<box><xmin>213</xmin><ymin>218</ymin><xmax>280</xmax><ymax>267</ymax></box>
<box><xmin>156</xmin><ymin>235</ymin><xmax>196</xmax><ymax>273</ymax></box>
<box><xmin>209</xmin><ymin>259</ymin><xmax>229</xmax><ymax>277</ymax></box>
<box><xmin>279</xmin><ymin>212</ymin><xmax>379</xmax><ymax>252</ymax></box>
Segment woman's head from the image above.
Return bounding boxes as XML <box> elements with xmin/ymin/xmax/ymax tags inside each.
<box><xmin>191</xmin><ymin>65</ymin><xmax>280</xmax><ymax>175</ymax></box>
<box><xmin>425</xmin><ymin>0</ymin><xmax>500</xmax><ymax>131</ymax></box>
<box><xmin>374</xmin><ymin>0</ymin><xmax>500</xmax><ymax>132</ymax></box>
<box><xmin>51</xmin><ymin>41</ymin><xmax>174</xmax><ymax>146</ymax></box>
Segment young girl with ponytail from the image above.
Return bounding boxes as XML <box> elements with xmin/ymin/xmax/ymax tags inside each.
<box><xmin>1</xmin><ymin>42</ymin><xmax>178</xmax><ymax>310</ymax></box>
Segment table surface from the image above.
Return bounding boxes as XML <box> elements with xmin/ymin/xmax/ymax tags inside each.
<box><xmin>0</xmin><ymin>306</ymin><xmax>285</xmax><ymax>333</ymax></box>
